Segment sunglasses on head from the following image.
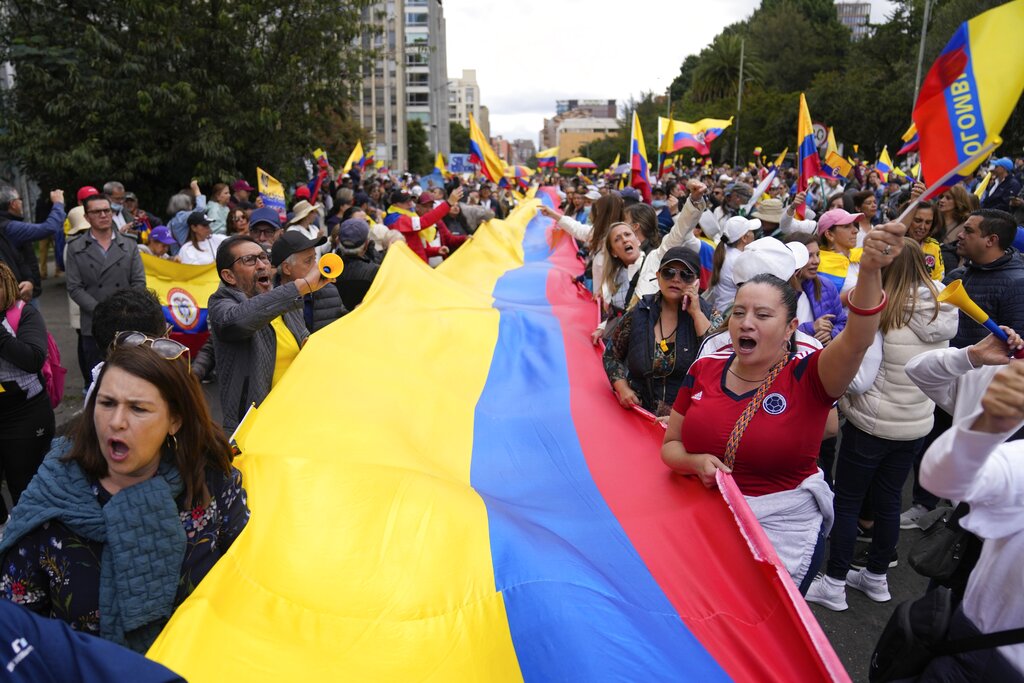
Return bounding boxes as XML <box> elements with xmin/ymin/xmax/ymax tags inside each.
<box><xmin>112</xmin><ymin>331</ymin><xmax>190</xmax><ymax>370</ymax></box>
<box><xmin>658</xmin><ymin>266</ymin><xmax>697</xmax><ymax>283</ymax></box>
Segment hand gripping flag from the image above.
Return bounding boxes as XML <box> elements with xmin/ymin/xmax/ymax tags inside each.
<box><xmin>469</xmin><ymin>113</ymin><xmax>508</xmax><ymax>187</ymax></box>
<box><xmin>796</xmin><ymin>94</ymin><xmax>822</xmax><ymax>219</ymax></box>
<box><xmin>630</xmin><ymin>112</ymin><xmax>652</xmax><ymax>203</ymax></box>
<box><xmin>147</xmin><ymin>189</ymin><xmax>849</xmax><ymax>682</ymax></box>
<box><xmin>913</xmin><ymin>0</ymin><xmax>1024</xmax><ymax>193</ymax></box>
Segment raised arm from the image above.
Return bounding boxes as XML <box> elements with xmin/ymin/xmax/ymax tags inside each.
<box><xmin>817</xmin><ymin>222</ymin><xmax>907</xmax><ymax>397</ymax></box>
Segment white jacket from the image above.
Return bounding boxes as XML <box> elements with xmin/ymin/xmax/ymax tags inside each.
<box><xmin>841</xmin><ymin>285</ymin><xmax>958</xmax><ymax>440</ymax></box>
<box><xmin>921</xmin><ymin>414</ymin><xmax>1024</xmax><ymax>673</ymax></box>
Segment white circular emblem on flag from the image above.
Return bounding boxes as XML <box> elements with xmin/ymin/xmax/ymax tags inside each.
<box><xmin>167</xmin><ymin>287</ymin><xmax>200</xmax><ymax>331</ymax></box>
<box><xmin>762</xmin><ymin>393</ymin><xmax>787</xmax><ymax>416</ymax></box>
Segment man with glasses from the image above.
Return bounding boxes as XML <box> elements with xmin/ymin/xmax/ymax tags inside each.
<box><xmin>0</xmin><ymin>186</ymin><xmax>65</xmax><ymax>307</ymax></box>
<box><xmin>271</xmin><ymin>230</ymin><xmax>344</xmax><ymax>333</ymax></box>
<box><xmin>248</xmin><ymin>207</ymin><xmax>283</xmax><ymax>251</ymax></box>
<box><xmin>65</xmin><ymin>194</ymin><xmax>146</xmax><ymax>379</ymax></box>
<box><xmin>208</xmin><ymin>235</ymin><xmax>334</xmax><ymax>432</ymax></box>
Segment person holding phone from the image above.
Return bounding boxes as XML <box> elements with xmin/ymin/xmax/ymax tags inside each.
<box><xmin>603</xmin><ymin>247</ymin><xmax>712</xmax><ymax>417</ymax></box>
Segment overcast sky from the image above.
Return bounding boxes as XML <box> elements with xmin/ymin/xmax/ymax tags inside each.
<box><xmin>445</xmin><ymin>0</ymin><xmax>896</xmax><ymax>146</ymax></box>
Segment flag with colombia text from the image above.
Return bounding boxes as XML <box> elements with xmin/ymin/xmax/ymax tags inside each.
<box><xmin>913</xmin><ymin>0</ymin><xmax>1024</xmax><ymax>194</ymax></box>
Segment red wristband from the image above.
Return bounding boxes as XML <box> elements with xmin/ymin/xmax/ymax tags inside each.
<box><xmin>847</xmin><ymin>289</ymin><xmax>887</xmax><ymax>316</ymax></box>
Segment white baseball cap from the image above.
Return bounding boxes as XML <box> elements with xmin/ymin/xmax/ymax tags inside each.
<box><xmin>733</xmin><ymin>237</ymin><xmax>808</xmax><ymax>284</ymax></box>
<box><xmin>723</xmin><ymin>215</ymin><xmax>762</xmax><ymax>244</ymax></box>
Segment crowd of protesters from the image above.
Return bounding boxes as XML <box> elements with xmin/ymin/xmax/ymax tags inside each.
<box><xmin>0</xmin><ymin>148</ymin><xmax>1022</xmax><ymax>679</ymax></box>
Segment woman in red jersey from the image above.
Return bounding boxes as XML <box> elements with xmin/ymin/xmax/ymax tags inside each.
<box><xmin>661</xmin><ymin>220</ymin><xmax>907</xmax><ymax>593</ymax></box>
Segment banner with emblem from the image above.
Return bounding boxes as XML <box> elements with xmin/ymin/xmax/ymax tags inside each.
<box><xmin>257</xmin><ymin>166</ymin><xmax>287</xmax><ymax>223</ymax></box>
<box><xmin>142</xmin><ymin>253</ymin><xmax>219</xmax><ymax>355</ymax></box>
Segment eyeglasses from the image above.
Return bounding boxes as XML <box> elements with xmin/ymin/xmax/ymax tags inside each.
<box><xmin>87</xmin><ymin>208</ymin><xmax>114</xmax><ymax>216</ymax></box>
<box><xmin>659</xmin><ymin>267</ymin><xmax>697</xmax><ymax>283</ymax></box>
<box><xmin>230</xmin><ymin>251</ymin><xmax>271</xmax><ymax>267</ymax></box>
<box><xmin>112</xmin><ymin>331</ymin><xmax>190</xmax><ymax>370</ymax></box>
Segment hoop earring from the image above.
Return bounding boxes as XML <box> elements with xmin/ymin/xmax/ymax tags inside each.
<box><xmin>166</xmin><ymin>433</ymin><xmax>178</xmax><ymax>454</ymax></box>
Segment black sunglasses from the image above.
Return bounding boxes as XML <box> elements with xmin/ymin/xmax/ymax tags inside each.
<box><xmin>659</xmin><ymin>266</ymin><xmax>697</xmax><ymax>283</ymax></box>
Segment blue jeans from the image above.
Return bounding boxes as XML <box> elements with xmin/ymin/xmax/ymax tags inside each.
<box><xmin>826</xmin><ymin>422</ymin><xmax>924</xmax><ymax>579</ymax></box>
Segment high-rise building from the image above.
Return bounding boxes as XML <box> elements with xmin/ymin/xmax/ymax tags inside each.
<box><xmin>555</xmin><ymin>99</ymin><xmax>617</xmax><ymax>118</ymax></box>
<box><xmin>478</xmin><ymin>105</ymin><xmax>490</xmax><ymax>139</ymax></box>
<box><xmin>836</xmin><ymin>2</ymin><xmax>872</xmax><ymax>40</ymax></box>
<box><xmin>448</xmin><ymin>69</ymin><xmax>480</xmax><ymax>133</ymax></box>
<box><xmin>356</xmin><ymin>0</ymin><xmax>450</xmax><ymax>171</ymax></box>
<box><xmin>404</xmin><ymin>0</ymin><xmax>450</xmax><ymax>159</ymax></box>
<box><xmin>511</xmin><ymin>139</ymin><xmax>537</xmax><ymax>165</ymax></box>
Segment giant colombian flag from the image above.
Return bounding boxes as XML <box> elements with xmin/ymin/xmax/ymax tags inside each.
<box><xmin>142</xmin><ymin>254</ymin><xmax>218</xmax><ymax>357</ymax></box>
<box><xmin>147</xmin><ymin>190</ymin><xmax>848</xmax><ymax>682</ymax></box>
<box><xmin>913</xmin><ymin>0</ymin><xmax>1024</xmax><ymax>195</ymax></box>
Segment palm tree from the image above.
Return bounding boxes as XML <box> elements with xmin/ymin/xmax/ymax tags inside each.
<box><xmin>689</xmin><ymin>34</ymin><xmax>764</xmax><ymax>103</ymax></box>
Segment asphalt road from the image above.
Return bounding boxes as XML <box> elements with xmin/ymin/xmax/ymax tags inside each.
<box><xmin>35</xmin><ymin>267</ymin><xmax>929</xmax><ymax>682</ymax></box>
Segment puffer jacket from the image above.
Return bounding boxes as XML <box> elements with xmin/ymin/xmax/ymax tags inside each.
<box><xmin>945</xmin><ymin>249</ymin><xmax>1024</xmax><ymax>349</ymax></box>
<box><xmin>798</xmin><ymin>276</ymin><xmax>847</xmax><ymax>338</ymax></box>
<box><xmin>841</xmin><ymin>284</ymin><xmax>958</xmax><ymax>440</ymax></box>
<box><xmin>307</xmin><ymin>284</ymin><xmax>346</xmax><ymax>332</ymax></box>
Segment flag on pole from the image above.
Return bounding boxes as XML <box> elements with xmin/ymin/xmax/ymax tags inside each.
<box><xmin>343</xmin><ymin>141</ymin><xmax>365</xmax><ymax>174</ymax></box>
<box><xmin>796</xmin><ymin>94</ymin><xmax>821</xmax><ymax>219</ymax></box>
<box><xmin>537</xmin><ymin>147</ymin><xmax>559</xmax><ymax>167</ymax></box>
<box><xmin>468</xmin><ymin>113</ymin><xmax>508</xmax><ymax>187</ymax></box>
<box><xmin>771</xmin><ymin>147</ymin><xmax>789</xmax><ymax>168</ymax></box>
<box><xmin>630</xmin><ymin>112</ymin><xmax>652</xmax><ymax>203</ymax></box>
<box><xmin>875</xmin><ymin>146</ymin><xmax>894</xmax><ymax>177</ymax></box>
<box><xmin>897</xmin><ymin>123</ymin><xmax>920</xmax><ymax>156</ymax></box>
<box><xmin>912</xmin><ymin>0</ymin><xmax>1024</xmax><ymax>192</ymax></box>
<box><xmin>820</xmin><ymin>128</ymin><xmax>852</xmax><ymax>179</ymax></box>
<box><xmin>974</xmin><ymin>171</ymin><xmax>992</xmax><ymax>198</ymax></box>
<box><xmin>657</xmin><ymin>117</ymin><xmax>733</xmax><ymax>156</ymax></box>
<box><xmin>435</xmin><ymin>152</ymin><xmax>447</xmax><ymax>176</ymax></box>
<box><xmin>657</xmin><ymin>116</ymin><xmax>675</xmax><ymax>179</ymax></box>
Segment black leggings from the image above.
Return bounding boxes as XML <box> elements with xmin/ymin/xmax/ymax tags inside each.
<box><xmin>0</xmin><ymin>391</ymin><xmax>55</xmax><ymax>522</ymax></box>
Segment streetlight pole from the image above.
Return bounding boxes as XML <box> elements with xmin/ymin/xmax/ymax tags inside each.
<box><xmin>913</xmin><ymin>0</ymin><xmax>932</xmax><ymax>105</ymax></box>
<box><xmin>733</xmin><ymin>38</ymin><xmax>744</xmax><ymax>168</ymax></box>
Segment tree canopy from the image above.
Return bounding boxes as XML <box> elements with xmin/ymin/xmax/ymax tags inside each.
<box><xmin>0</xmin><ymin>0</ymin><xmax>375</xmax><ymax>208</ymax></box>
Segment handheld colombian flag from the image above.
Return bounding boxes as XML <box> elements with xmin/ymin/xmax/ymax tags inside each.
<box><xmin>913</xmin><ymin>0</ymin><xmax>1024</xmax><ymax>194</ymax></box>
<box><xmin>142</xmin><ymin>255</ymin><xmax>219</xmax><ymax>358</ymax></box>
<box><xmin>434</xmin><ymin>152</ymin><xmax>447</xmax><ymax>176</ymax></box>
<box><xmin>630</xmin><ymin>112</ymin><xmax>652</xmax><ymax>203</ymax></box>
<box><xmin>657</xmin><ymin>116</ymin><xmax>675</xmax><ymax>178</ymax></box>
<box><xmin>537</xmin><ymin>147</ymin><xmax>559</xmax><ymax>168</ymax></box>
<box><xmin>897</xmin><ymin>123</ymin><xmax>920</xmax><ymax>156</ymax></box>
<box><xmin>875</xmin><ymin>146</ymin><xmax>894</xmax><ymax>177</ymax></box>
<box><xmin>771</xmin><ymin>147</ymin><xmax>789</xmax><ymax>168</ymax></box>
<box><xmin>147</xmin><ymin>191</ymin><xmax>850</xmax><ymax>683</ymax></box>
<box><xmin>469</xmin><ymin>113</ymin><xmax>508</xmax><ymax>187</ymax></box>
<box><xmin>820</xmin><ymin>128</ymin><xmax>852</xmax><ymax>179</ymax></box>
<box><xmin>796</xmin><ymin>93</ymin><xmax>821</xmax><ymax>219</ymax></box>
<box><xmin>342</xmin><ymin>141</ymin><xmax>365</xmax><ymax>174</ymax></box>
<box><xmin>974</xmin><ymin>171</ymin><xmax>992</xmax><ymax>198</ymax></box>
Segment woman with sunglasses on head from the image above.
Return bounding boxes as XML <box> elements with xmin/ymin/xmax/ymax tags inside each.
<box><xmin>662</xmin><ymin>221</ymin><xmax>907</xmax><ymax>593</ymax></box>
<box><xmin>0</xmin><ymin>262</ymin><xmax>55</xmax><ymax>526</ymax></box>
<box><xmin>0</xmin><ymin>338</ymin><xmax>248</xmax><ymax>652</ymax></box>
<box><xmin>603</xmin><ymin>247</ymin><xmax>711</xmax><ymax>418</ymax></box>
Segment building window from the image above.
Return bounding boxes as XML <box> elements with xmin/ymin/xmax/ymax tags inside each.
<box><xmin>407</xmin><ymin>92</ymin><xmax>429</xmax><ymax>106</ymax></box>
<box><xmin>405</xmin><ymin>12</ymin><xmax>427</xmax><ymax>26</ymax></box>
<box><xmin>407</xmin><ymin>72</ymin><xmax>429</xmax><ymax>87</ymax></box>
<box><xmin>405</xmin><ymin>51</ymin><xmax>428</xmax><ymax>66</ymax></box>
<box><xmin>407</xmin><ymin>112</ymin><xmax>429</xmax><ymax>124</ymax></box>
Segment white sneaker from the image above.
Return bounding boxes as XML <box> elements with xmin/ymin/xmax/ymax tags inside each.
<box><xmin>846</xmin><ymin>568</ymin><xmax>891</xmax><ymax>602</ymax></box>
<box><xmin>900</xmin><ymin>504</ymin><xmax>929</xmax><ymax>529</ymax></box>
<box><xmin>805</xmin><ymin>575</ymin><xmax>848</xmax><ymax>611</ymax></box>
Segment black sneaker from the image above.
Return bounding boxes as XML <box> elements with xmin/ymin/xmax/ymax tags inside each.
<box><xmin>851</xmin><ymin>547</ymin><xmax>898</xmax><ymax>569</ymax></box>
<box><xmin>857</xmin><ymin>523</ymin><xmax>874</xmax><ymax>542</ymax></box>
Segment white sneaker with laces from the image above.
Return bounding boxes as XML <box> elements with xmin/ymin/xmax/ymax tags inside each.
<box><xmin>900</xmin><ymin>503</ymin><xmax>929</xmax><ymax>529</ymax></box>
<box><xmin>805</xmin><ymin>574</ymin><xmax>848</xmax><ymax>611</ymax></box>
<box><xmin>846</xmin><ymin>568</ymin><xmax>891</xmax><ymax>602</ymax></box>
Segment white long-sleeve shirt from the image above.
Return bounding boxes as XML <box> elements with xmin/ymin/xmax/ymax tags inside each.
<box><xmin>921</xmin><ymin>413</ymin><xmax>1024</xmax><ymax>674</ymax></box>
<box><xmin>905</xmin><ymin>346</ymin><xmax>1001</xmax><ymax>424</ymax></box>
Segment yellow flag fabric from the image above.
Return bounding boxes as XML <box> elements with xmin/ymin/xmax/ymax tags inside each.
<box><xmin>343</xmin><ymin>141</ymin><xmax>364</xmax><ymax>174</ymax></box>
<box><xmin>141</xmin><ymin>254</ymin><xmax>219</xmax><ymax>334</ymax></box>
<box><xmin>975</xmin><ymin>171</ymin><xmax>992</xmax><ymax>198</ymax></box>
<box><xmin>435</xmin><ymin>152</ymin><xmax>447</xmax><ymax>175</ymax></box>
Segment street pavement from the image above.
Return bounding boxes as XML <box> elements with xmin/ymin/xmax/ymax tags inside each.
<box><xmin>36</xmin><ymin>267</ymin><xmax>929</xmax><ymax>682</ymax></box>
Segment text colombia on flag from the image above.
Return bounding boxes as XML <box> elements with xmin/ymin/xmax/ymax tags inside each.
<box><xmin>912</xmin><ymin>0</ymin><xmax>1024</xmax><ymax>187</ymax></box>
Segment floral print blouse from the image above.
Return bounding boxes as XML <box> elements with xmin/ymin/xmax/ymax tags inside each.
<box><xmin>0</xmin><ymin>467</ymin><xmax>248</xmax><ymax>635</ymax></box>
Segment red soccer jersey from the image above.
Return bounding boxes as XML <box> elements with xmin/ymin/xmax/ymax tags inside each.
<box><xmin>672</xmin><ymin>349</ymin><xmax>835</xmax><ymax>497</ymax></box>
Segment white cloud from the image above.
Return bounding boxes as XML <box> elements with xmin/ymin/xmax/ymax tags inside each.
<box><xmin>445</xmin><ymin>0</ymin><xmax>896</xmax><ymax>144</ymax></box>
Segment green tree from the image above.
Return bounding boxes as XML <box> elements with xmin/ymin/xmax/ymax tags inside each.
<box><xmin>0</xmin><ymin>0</ymin><xmax>375</xmax><ymax>208</ymax></box>
<box><xmin>449</xmin><ymin>121</ymin><xmax>470</xmax><ymax>154</ymax></box>
<box><xmin>689</xmin><ymin>34</ymin><xmax>764</xmax><ymax>104</ymax></box>
<box><xmin>406</xmin><ymin>118</ymin><xmax>431</xmax><ymax>175</ymax></box>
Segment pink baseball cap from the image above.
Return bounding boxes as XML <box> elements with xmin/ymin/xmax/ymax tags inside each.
<box><xmin>817</xmin><ymin>208</ymin><xmax>864</xmax><ymax>235</ymax></box>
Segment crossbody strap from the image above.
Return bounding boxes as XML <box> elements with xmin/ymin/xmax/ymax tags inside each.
<box><xmin>944</xmin><ymin>626</ymin><xmax>1024</xmax><ymax>655</ymax></box>
<box><xmin>722</xmin><ymin>355</ymin><xmax>789</xmax><ymax>470</ymax></box>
